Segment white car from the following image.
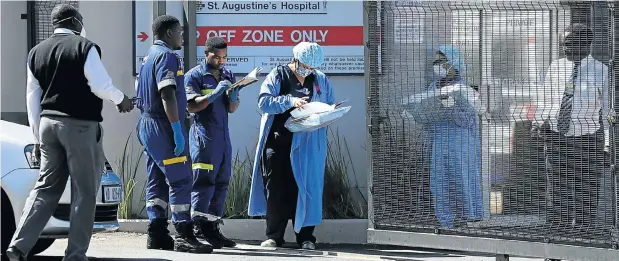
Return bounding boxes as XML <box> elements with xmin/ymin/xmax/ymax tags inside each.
<box><xmin>1</xmin><ymin>120</ymin><xmax>122</xmax><ymax>256</ymax></box>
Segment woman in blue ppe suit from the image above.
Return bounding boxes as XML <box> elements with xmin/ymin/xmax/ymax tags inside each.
<box><xmin>421</xmin><ymin>45</ymin><xmax>484</xmax><ymax>228</ymax></box>
<box><xmin>248</xmin><ymin>42</ymin><xmax>335</xmax><ymax>250</ymax></box>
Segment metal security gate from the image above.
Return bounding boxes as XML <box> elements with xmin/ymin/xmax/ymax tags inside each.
<box><xmin>365</xmin><ymin>1</ymin><xmax>619</xmax><ymax>260</ymax></box>
<box><xmin>26</xmin><ymin>0</ymin><xmax>79</xmax><ymax>50</ymax></box>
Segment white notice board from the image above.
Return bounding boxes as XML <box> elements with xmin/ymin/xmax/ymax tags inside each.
<box><xmin>133</xmin><ymin>1</ymin><xmax>364</xmax><ymax>75</ymax></box>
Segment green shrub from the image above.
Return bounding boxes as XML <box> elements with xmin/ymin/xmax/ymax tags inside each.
<box><xmin>223</xmin><ymin>128</ymin><xmax>368</xmax><ymax>219</ymax></box>
<box><xmin>323</xmin><ymin>128</ymin><xmax>368</xmax><ymax>219</ymax></box>
<box><xmin>223</xmin><ymin>149</ymin><xmax>254</xmax><ymax>219</ymax></box>
<box><xmin>116</xmin><ymin>133</ymin><xmax>146</xmax><ymax>219</ymax></box>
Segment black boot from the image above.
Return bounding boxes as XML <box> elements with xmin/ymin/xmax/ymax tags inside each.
<box><xmin>174</xmin><ymin>221</ymin><xmax>213</xmax><ymax>253</ymax></box>
<box><xmin>195</xmin><ymin>217</ymin><xmax>236</xmax><ymax>248</ymax></box>
<box><xmin>211</xmin><ymin>219</ymin><xmax>237</xmax><ymax>248</ymax></box>
<box><xmin>146</xmin><ymin>218</ymin><xmax>174</xmax><ymax>250</ymax></box>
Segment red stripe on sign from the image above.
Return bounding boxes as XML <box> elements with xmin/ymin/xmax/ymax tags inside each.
<box><xmin>196</xmin><ymin>26</ymin><xmax>363</xmax><ymax>46</ymax></box>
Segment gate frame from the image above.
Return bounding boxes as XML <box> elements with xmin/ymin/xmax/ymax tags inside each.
<box><xmin>364</xmin><ymin>1</ymin><xmax>619</xmax><ymax>260</ymax></box>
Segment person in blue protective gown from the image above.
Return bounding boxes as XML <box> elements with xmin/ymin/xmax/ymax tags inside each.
<box><xmin>248</xmin><ymin>42</ymin><xmax>335</xmax><ymax>250</ymax></box>
<box><xmin>184</xmin><ymin>37</ymin><xmax>239</xmax><ymax>249</ymax></box>
<box><xmin>135</xmin><ymin>15</ymin><xmax>212</xmax><ymax>253</ymax></box>
<box><xmin>425</xmin><ymin>45</ymin><xmax>484</xmax><ymax>228</ymax></box>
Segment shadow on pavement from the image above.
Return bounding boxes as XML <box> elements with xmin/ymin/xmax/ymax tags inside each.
<box><xmin>315</xmin><ymin>244</ymin><xmax>474</xmax><ymax>259</ymax></box>
<box><xmin>219</xmin><ymin>245</ymin><xmax>324</xmax><ymax>258</ymax></box>
<box><xmin>25</xmin><ymin>257</ymin><xmax>172</xmax><ymax>261</ymax></box>
<box><xmin>230</xmin><ymin>241</ymin><xmax>490</xmax><ymax>260</ymax></box>
<box><xmin>216</xmin><ymin>251</ymin><xmax>315</xmax><ymax>258</ymax></box>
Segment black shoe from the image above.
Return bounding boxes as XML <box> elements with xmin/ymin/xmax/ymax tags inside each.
<box><xmin>5</xmin><ymin>246</ymin><xmax>26</xmax><ymax>261</ymax></box>
<box><xmin>174</xmin><ymin>221</ymin><xmax>213</xmax><ymax>253</ymax></box>
<box><xmin>211</xmin><ymin>219</ymin><xmax>237</xmax><ymax>248</ymax></box>
<box><xmin>194</xmin><ymin>218</ymin><xmax>236</xmax><ymax>248</ymax></box>
<box><xmin>194</xmin><ymin>217</ymin><xmax>222</xmax><ymax>249</ymax></box>
<box><xmin>146</xmin><ymin>218</ymin><xmax>174</xmax><ymax>250</ymax></box>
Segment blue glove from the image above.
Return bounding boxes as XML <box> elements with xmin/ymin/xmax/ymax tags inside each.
<box><xmin>171</xmin><ymin>121</ymin><xmax>184</xmax><ymax>156</ymax></box>
<box><xmin>228</xmin><ymin>88</ymin><xmax>240</xmax><ymax>103</ymax></box>
<box><xmin>206</xmin><ymin>80</ymin><xmax>231</xmax><ymax>103</ymax></box>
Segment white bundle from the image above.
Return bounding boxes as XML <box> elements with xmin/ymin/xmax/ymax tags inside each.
<box><xmin>285</xmin><ymin>101</ymin><xmax>351</xmax><ymax>133</ymax></box>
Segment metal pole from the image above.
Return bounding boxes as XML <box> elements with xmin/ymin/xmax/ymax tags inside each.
<box><xmin>612</xmin><ymin>1</ymin><xmax>619</xmax><ymax>243</ymax></box>
<box><xmin>153</xmin><ymin>0</ymin><xmax>166</xmax><ymax>17</ymax></box>
<box><xmin>363</xmin><ymin>0</ymin><xmax>374</xmax><ymax>233</ymax></box>
<box><xmin>25</xmin><ymin>1</ymin><xmax>36</xmax><ymax>50</ymax></box>
<box><xmin>183</xmin><ymin>0</ymin><xmax>197</xmax><ymax>71</ymax></box>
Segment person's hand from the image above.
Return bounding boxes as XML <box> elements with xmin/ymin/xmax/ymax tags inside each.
<box><xmin>293</xmin><ymin>97</ymin><xmax>309</xmax><ymax>108</ymax></box>
<box><xmin>228</xmin><ymin>88</ymin><xmax>240</xmax><ymax>103</ymax></box>
<box><xmin>531</xmin><ymin>122</ymin><xmax>542</xmax><ymax>138</ymax></box>
<box><xmin>206</xmin><ymin>80</ymin><xmax>231</xmax><ymax>103</ymax></box>
<box><xmin>171</xmin><ymin>121</ymin><xmax>185</xmax><ymax>156</ymax></box>
<box><xmin>439</xmin><ymin>96</ymin><xmax>455</xmax><ymax>108</ymax></box>
<box><xmin>32</xmin><ymin>144</ymin><xmax>41</xmax><ymax>164</ymax></box>
<box><xmin>117</xmin><ymin>95</ymin><xmax>134</xmax><ymax>113</ymax></box>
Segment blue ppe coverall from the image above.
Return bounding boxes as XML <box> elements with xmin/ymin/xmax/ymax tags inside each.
<box><xmin>424</xmin><ymin>45</ymin><xmax>483</xmax><ymax>228</ymax></box>
<box><xmin>135</xmin><ymin>40</ymin><xmax>192</xmax><ymax>224</ymax></box>
<box><xmin>248</xmin><ymin>66</ymin><xmax>335</xmax><ymax>234</ymax></box>
<box><xmin>184</xmin><ymin>62</ymin><xmax>236</xmax><ymax>219</ymax></box>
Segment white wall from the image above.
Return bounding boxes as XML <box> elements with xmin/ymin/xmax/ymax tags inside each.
<box><xmin>79</xmin><ymin>1</ymin><xmax>147</xmax><ymax>212</ymax></box>
<box><xmin>1</xmin><ymin>1</ymin><xmax>28</xmax><ymax>123</ymax></box>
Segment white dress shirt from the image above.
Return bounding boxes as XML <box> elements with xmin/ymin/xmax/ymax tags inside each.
<box><xmin>27</xmin><ymin>28</ymin><xmax>125</xmax><ymax>144</ymax></box>
<box><xmin>533</xmin><ymin>55</ymin><xmax>609</xmax><ymax>137</ymax></box>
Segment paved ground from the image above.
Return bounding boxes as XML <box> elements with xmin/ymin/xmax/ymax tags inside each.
<box><xmin>28</xmin><ymin>232</ymin><xmax>546</xmax><ymax>261</ymax></box>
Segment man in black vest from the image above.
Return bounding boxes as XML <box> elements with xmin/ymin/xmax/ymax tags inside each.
<box><xmin>6</xmin><ymin>4</ymin><xmax>134</xmax><ymax>261</ymax></box>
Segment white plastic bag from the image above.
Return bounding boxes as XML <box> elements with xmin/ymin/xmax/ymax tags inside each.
<box><xmin>285</xmin><ymin>105</ymin><xmax>351</xmax><ymax>133</ymax></box>
<box><xmin>290</xmin><ymin>101</ymin><xmax>335</xmax><ymax>118</ymax></box>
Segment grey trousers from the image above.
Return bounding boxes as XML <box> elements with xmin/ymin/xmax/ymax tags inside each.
<box><xmin>9</xmin><ymin>116</ymin><xmax>104</xmax><ymax>261</ymax></box>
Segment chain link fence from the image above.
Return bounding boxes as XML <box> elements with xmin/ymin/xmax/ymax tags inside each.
<box><xmin>367</xmin><ymin>1</ymin><xmax>619</xmax><ymax>259</ymax></box>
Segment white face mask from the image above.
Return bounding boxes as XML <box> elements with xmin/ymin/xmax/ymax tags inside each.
<box><xmin>55</xmin><ymin>16</ymin><xmax>86</xmax><ymax>38</ymax></box>
<box><xmin>75</xmin><ymin>19</ymin><xmax>87</xmax><ymax>39</ymax></box>
<box><xmin>433</xmin><ymin>64</ymin><xmax>448</xmax><ymax>78</ymax></box>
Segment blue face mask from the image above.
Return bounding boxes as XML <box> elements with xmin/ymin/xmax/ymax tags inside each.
<box><xmin>295</xmin><ymin>60</ymin><xmax>314</xmax><ymax>77</ymax></box>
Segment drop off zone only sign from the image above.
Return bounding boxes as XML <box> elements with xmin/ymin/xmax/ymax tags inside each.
<box><xmin>133</xmin><ymin>1</ymin><xmax>364</xmax><ymax>75</ymax></box>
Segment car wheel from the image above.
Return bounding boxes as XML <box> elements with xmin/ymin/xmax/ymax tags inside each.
<box><xmin>1</xmin><ymin>190</ymin><xmax>15</xmax><ymax>256</ymax></box>
<box><xmin>29</xmin><ymin>239</ymin><xmax>55</xmax><ymax>256</ymax></box>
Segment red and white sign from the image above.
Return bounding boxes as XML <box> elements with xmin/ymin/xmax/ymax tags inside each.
<box><xmin>196</xmin><ymin>26</ymin><xmax>363</xmax><ymax>46</ymax></box>
<box><xmin>134</xmin><ymin>1</ymin><xmax>364</xmax><ymax>74</ymax></box>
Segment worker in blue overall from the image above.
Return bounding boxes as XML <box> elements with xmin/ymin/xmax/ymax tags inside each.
<box><xmin>135</xmin><ymin>15</ymin><xmax>212</xmax><ymax>254</ymax></box>
<box><xmin>184</xmin><ymin>37</ymin><xmax>239</xmax><ymax>249</ymax></box>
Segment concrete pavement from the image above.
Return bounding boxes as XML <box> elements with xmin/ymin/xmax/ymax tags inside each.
<box><xmin>30</xmin><ymin>232</ymin><xmax>546</xmax><ymax>261</ymax></box>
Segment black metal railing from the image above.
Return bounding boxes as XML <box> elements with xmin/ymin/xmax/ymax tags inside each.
<box><xmin>367</xmin><ymin>0</ymin><xmax>619</xmax><ymax>250</ymax></box>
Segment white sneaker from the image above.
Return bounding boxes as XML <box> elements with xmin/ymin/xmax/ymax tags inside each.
<box><xmin>260</xmin><ymin>239</ymin><xmax>278</xmax><ymax>247</ymax></box>
<box><xmin>300</xmin><ymin>241</ymin><xmax>315</xmax><ymax>250</ymax></box>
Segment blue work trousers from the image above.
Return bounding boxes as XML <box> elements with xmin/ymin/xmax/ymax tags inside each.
<box><xmin>189</xmin><ymin>124</ymin><xmax>232</xmax><ymax>219</ymax></box>
<box><xmin>137</xmin><ymin>115</ymin><xmax>192</xmax><ymax>223</ymax></box>
<box><xmin>429</xmin><ymin>123</ymin><xmax>483</xmax><ymax>228</ymax></box>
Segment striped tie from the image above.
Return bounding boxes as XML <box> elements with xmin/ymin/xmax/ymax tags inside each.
<box><xmin>557</xmin><ymin>62</ymin><xmax>580</xmax><ymax>135</ymax></box>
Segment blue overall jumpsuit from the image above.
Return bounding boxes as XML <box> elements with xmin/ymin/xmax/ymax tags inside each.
<box><xmin>184</xmin><ymin>62</ymin><xmax>236</xmax><ymax>219</ymax></box>
<box><xmin>136</xmin><ymin>40</ymin><xmax>192</xmax><ymax>224</ymax></box>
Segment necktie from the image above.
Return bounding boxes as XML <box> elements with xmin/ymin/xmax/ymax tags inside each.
<box><xmin>557</xmin><ymin>62</ymin><xmax>580</xmax><ymax>134</ymax></box>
